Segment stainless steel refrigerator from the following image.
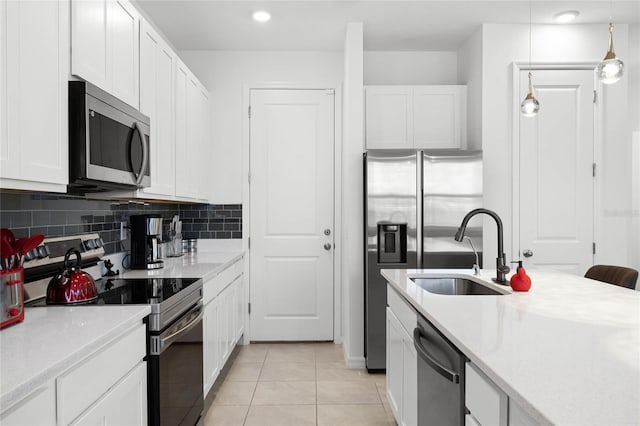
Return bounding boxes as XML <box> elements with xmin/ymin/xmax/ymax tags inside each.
<box><xmin>364</xmin><ymin>150</ymin><xmax>483</xmax><ymax>371</ymax></box>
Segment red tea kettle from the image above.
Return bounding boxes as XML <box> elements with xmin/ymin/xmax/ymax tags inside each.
<box><xmin>47</xmin><ymin>249</ymin><xmax>98</xmax><ymax>305</ymax></box>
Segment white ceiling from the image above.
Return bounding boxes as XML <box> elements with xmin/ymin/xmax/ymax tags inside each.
<box><xmin>135</xmin><ymin>1</ymin><xmax>640</xmax><ymax>51</ymax></box>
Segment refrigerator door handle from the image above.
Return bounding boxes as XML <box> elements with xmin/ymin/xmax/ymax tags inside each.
<box><xmin>416</xmin><ymin>150</ymin><xmax>423</xmax><ymax>268</ymax></box>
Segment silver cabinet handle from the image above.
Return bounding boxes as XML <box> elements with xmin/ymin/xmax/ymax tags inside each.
<box><xmin>523</xmin><ymin>249</ymin><xmax>533</xmax><ymax>258</ymax></box>
<box><xmin>132</xmin><ymin>121</ymin><xmax>149</xmax><ymax>186</ymax></box>
<box><xmin>323</xmin><ymin>243</ymin><xmax>332</xmax><ymax>251</ymax></box>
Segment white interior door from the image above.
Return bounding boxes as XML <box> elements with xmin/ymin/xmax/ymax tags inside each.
<box><xmin>249</xmin><ymin>89</ymin><xmax>335</xmax><ymax>341</ymax></box>
<box><xmin>518</xmin><ymin>69</ymin><xmax>594</xmax><ymax>275</ymax></box>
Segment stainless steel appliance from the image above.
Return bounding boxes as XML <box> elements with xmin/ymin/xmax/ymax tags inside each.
<box><xmin>364</xmin><ymin>150</ymin><xmax>483</xmax><ymax>371</ymax></box>
<box><xmin>23</xmin><ymin>234</ymin><xmax>204</xmax><ymax>426</ymax></box>
<box><xmin>68</xmin><ymin>81</ymin><xmax>150</xmax><ymax>192</ymax></box>
<box><xmin>414</xmin><ymin>314</ymin><xmax>466</xmax><ymax>426</ymax></box>
<box><xmin>131</xmin><ymin>215</ymin><xmax>164</xmax><ymax>270</ymax></box>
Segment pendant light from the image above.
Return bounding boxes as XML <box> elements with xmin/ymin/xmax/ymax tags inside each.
<box><xmin>596</xmin><ymin>2</ymin><xmax>624</xmax><ymax>84</ymax></box>
<box><xmin>520</xmin><ymin>0</ymin><xmax>539</xmax><ymax>117</ymax></box>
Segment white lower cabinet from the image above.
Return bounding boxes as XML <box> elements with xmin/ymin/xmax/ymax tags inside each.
<box><xmin>465</xmin><ymin>362</ymin><xmax>508</xmax><ymax>426</ymax></box>
<box><xmin>386</xmin><ymin>285</ymin><xmax>417</xmax><ymax>426</ymax></box>
<box><xmin>386</xmin><ymin>308</ymin><xmax>403</xmax><ymax>419</ymax></box>
<box><xmin>0</xmin><ymin>382</ymin><xmax>56</xmax><ymax>425</ymax></box>
<box><xmin>508</xmin><ymin>398</ymin><xmax>538</xmax><ymax>426</ymax></box>
<box><xmin>0</xmin><ymin>323</ymin><xmax>146</xmax><ymax>426</ymax></box>
<box><xmin>202</xmin><ymin>258</ymin><xmax>245</xmax><ymax>396</ymax></box>
<box><xmin>70</xmin><ymin>362</ymin><xmax>147</xmax><ymax>426</ymax></box>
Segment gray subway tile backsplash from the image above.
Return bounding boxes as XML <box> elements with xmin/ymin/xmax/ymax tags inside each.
<box><xmin>0</xmin><ymin>192</ymin><xmax>242</xmax><ymax>254</ymax></box>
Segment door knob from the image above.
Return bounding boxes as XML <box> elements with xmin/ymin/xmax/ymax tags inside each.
<box><xmin>523</xmin><ymin>249</ymin><xmax>533</xmax><ymax>258</ymax></box>
<box><xmin>323</xmin><ymin>243</ymin><xmax>332</xmax><ymax>251</ymax></box>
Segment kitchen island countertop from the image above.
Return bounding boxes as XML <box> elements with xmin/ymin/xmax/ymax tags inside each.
<box><xmin>0</xmin><ymin>246</ymin><xmax>245</xmax><ymax>413</ymax></box>
<box><xmin>382</xmin><ymin>268</ymin><xmax>640</xmax><ymax>426</ymax></box>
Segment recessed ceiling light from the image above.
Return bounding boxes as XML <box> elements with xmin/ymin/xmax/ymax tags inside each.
<box><xmin>554</xmin><ymin>10</ymin><xmax>579</xmax><ymax>24</ymax></box>
<box><xmin>252</xmin><ymin>11</ymin><xmax>271</xmax><ymax>23</ymax></box>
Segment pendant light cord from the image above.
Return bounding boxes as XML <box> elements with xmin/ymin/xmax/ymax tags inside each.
<box><xmin>529</xmin><ymin>0</ymin><xmax>532</xmax><ymax>69</ymax></box>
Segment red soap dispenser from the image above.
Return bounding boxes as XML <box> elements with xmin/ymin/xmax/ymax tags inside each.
<box><xmin>510</xmin><ymin>260</ymin><xmax>532</xmax><ymax>292</ymax></box>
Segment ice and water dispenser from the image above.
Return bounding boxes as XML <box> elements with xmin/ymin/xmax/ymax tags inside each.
<box><xmin>377</xmin><ymin>223</ymin><xmax>407</xmax><ymax>264</ymax></box>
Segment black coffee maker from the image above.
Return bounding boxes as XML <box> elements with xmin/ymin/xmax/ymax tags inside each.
<box><xmin>130</xmin><ymin>215</ymin><xmax>164</xmax><ymax>270</ymax></box>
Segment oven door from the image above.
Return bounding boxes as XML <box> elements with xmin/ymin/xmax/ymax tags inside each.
<box><xmin>85</xmin><ymin>94</ymin><xmax>150</xmax><ymax>188</ymax></box>
<box><xmin>148</xmin><ymin>302</ymin><xmax>203</xmax><ymax>426</ymax></box>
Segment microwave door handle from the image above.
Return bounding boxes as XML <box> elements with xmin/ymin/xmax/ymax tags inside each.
<box><xmin>132</xmin><ymin>121</ymin><xmax>149</xmax><ymax>186</ymax></box>
<box><xmin>413</xmin><ymin>328</ymin><xmax>460</xmax><ymax>384</ymax></box>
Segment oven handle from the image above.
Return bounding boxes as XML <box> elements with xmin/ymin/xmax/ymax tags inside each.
<box><xmin>157</xmin><ymin>304</ymin><xmax>203</xmax><ymax>354</ymax></box>
<box><xmin>414</xmin><ymin>327</ymin><xmax>459</xmax><ymax>384</ymax></box>
<box><xmin>132</xmin><ymin>121</ymin><xmax>149</xmax><ymax>186</ymax></box>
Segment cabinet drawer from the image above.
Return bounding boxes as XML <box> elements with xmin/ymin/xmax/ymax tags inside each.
<box><xmin>465</xmin><ymin>362</ymin><xmax>507</xmax><ymax>426</ymax></box>
<box><xmin>0</xmin><ymin>381</ymin><xmax>56</xmax><ymax>425</ymax></box>
<box><xmin>57</xmin><ymin>324</ymin><xmax>146</xmax><ymax>425</ymax></box>
<box><xmin>387</xmin><ymin>285</ymin><xmax>416</xmax><ymax>336</ymax></box>
<box><xmin>203</xmin><ymin>259</ymin><xmax>243</xmax><ymax>304</ymax></box>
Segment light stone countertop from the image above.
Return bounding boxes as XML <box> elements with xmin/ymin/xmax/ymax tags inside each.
<box><xmin>0</xmin><ymin>305</ymin><xmax>150</xmax><ymax>412</ymax></box>
<box><xmin>381</xmin><ymin>268</ymin><xmax>640</xmax><ymax>426</ymax></box>
<box><xmin>0</xmin><ymin>245</ymin><xmax>245</xmax><ymax>413</ymax></box>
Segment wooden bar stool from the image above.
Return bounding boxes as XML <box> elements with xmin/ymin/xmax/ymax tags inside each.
<box><xmin>584</xmin><ymin>265</ymin><xmax>639</xmax><ymax>290</ymax></box>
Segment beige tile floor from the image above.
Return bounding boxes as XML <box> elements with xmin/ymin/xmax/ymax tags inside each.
<box><xmin>203</xmin><ymin>343</ymin><xmax>397</xmax><ymax>426</ymax></box>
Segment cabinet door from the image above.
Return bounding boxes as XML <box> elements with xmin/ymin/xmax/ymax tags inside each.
<box><xmin>1</xmin><ymin>0</ymin><xmax>68</xmax><ymax>190</ymax></box>
<box><xmin>175</xmin><ymin>60</ymin><xmax>201</xmax><ymax>199</ymax></box>
<box><xmin>174</xmin><ymin>60</ymin><xmax>189</xmax><ymax>197</ymax></box>
<box><xmin>0</xmin><ymin>382</ymin><xmax>56</xmax><ymax>425</ymax></box>
<box><xmin>365</xmin><ymin>87</ymin><xmax>413</xmax><ymax>149</ymax></box>
<box><xmin>402</xmin><ymin>334</ymin><xmax>418</xmax><ymax>426</ymax></box>
<box><xmin>71</xmin><ymin>0</ymin><xmax>109</xmax><ymax>89</ymax></box>
<box><xmin>386</xmin><ymin>307</ymin><xmax>403</xmax><ymax>423</ymax></box>
<box><xmin>197</xmin><ymin>83</ymin><xmax>210</xmax><ymax>201</ymax></box>
<box><xmin>413</xmin><ymin>86</ymin><xmax>466</xmax><ymax>149</ymax></box>
<box><xmin>235</xmin><ymin>276</ymin><xmax>245</xmax><ymax>341</ymax></box>
<box><xmin>140</xmin><ymin>19</ymin><xmax>175</xmax><ymax>197</ymax></box>
<box><xmin>71</xmin><ymin>0</ymin><xmax>139</xmax><ymax>108</ymax></box>
<box><xmin>219</xmin><ymin>287</ymin><xmax>230</xmax><ymax>363</ymax></box>
<box><xmin>203</xmin><ymin>297</ymin><xmax>220</xmax><ymax>395</ymax></box>
<box><xmin>71</xmin><ymin>362</ymin><xmax>147</xmax><ymax>426</ymax></box>
<box><xmin>108</xmin><ymin>0</ymin><xmax>139</xmax><ymax>108</ymax></box>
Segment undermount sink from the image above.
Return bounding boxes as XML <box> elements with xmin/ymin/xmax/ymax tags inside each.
<box><xmin>411</xmin><ymin>277</ymin><xmax>505</xmax><ymax>296</ymax></box>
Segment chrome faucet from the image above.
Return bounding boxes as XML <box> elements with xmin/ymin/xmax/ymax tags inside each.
<box><xmin>464</xmin><ymin>236</ymin><xmax>481</xmax><ymax>276</ymax></box>
<box><xmin>454</xmin><ymin>208</ymin><xmax>510</xmax><ymax>285</ymax></box>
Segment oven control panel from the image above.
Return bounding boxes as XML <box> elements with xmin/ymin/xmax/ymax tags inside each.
<box><xmin>23</xmin><ymin>233</ymin><xmax>105</xmax><ymax>270</ymax></box>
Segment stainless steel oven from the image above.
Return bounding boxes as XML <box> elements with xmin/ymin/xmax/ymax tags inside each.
<box><xmin>148</xmin><ymin>301</ymin><xmax>204</xmax><ymax>426</ymax></box>
<box><xmin>68</xmin><ymin>81</ymin><xmax>150</xmax><ymax>192</ymax></box>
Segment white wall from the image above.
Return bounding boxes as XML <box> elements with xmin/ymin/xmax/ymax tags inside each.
<box><xmin>364</xmin><ymin>51</ymin><xmax>457</xmax><ymax>85</ymax></box>
<box><xmin>341</xmin><ymin>23</ymin><xmax>365</xmax><ymax>367</ymax></box>
<box><xmin>457</xmin><ymin>28</ymin><xmax>483</xmax><ymax>151</ymax></box>
<box><xmin>180</xmin><ymin>50</ymin><xmax>344</xmax><ymax>204</ymax></box>
<box><xmin>481</xmin><ymin>23</ymin><xmax>632</xmax><ymax>271</ymax></box>
<box><xmin>628</xmin><ymin>24</ymin><xmax>640</xmax><ymax>273</ymax></box>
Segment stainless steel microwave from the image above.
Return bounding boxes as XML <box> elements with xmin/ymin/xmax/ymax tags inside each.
<box><xmin>68</xmin><ymin>81</ymin><xmax>150</xmax><ymax>192</ymax></box>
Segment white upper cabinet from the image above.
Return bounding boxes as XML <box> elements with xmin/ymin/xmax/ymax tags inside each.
<box><xmin>365</xmin><ymin>87</ymin><xmax>413</xmax><ymax>149</ymax></box>
<box><xmin>413</xmin><ymin>86</ymin><xmax>466</xmax><ymax>149</ymax></box>
<box><xmin>71</xmin><ymin>0</ymin><xmax>140</xmax><ymax>108</ymax></box>
<box><xmin>139</xmin><ymin>19</ymin><xmax>176</xmax><ymax>197</ymax></box>
<box><xmin>175</xmin><ymin>58</ymin><xmax>209</xmax><ymax>200</ymax></box>
<box><xmin>0</xmin><ymin>0</ymin><xmax>69</xmax><ymax>193</ymax></box>
<box><xmin>365</xmin><ymin>85</ymin><xmax>467</xmax><ymax>150</ymax></box>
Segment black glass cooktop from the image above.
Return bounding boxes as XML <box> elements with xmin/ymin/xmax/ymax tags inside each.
<box><xmin>29</xmin><ymin>277</ymin><xmax>201</xmax><ymax>306</ymax></box>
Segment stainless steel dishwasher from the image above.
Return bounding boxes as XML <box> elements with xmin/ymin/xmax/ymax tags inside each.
<box><xmin>414</xmin><ymin>314</ymin><xmax>466</xmax><ymax>426</ymax></box>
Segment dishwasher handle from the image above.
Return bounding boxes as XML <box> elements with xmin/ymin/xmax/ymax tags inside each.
<box><xmin>414</xmin><ymin>327</ymin><xmax>460</xmax><ymax>384</ymax></box>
